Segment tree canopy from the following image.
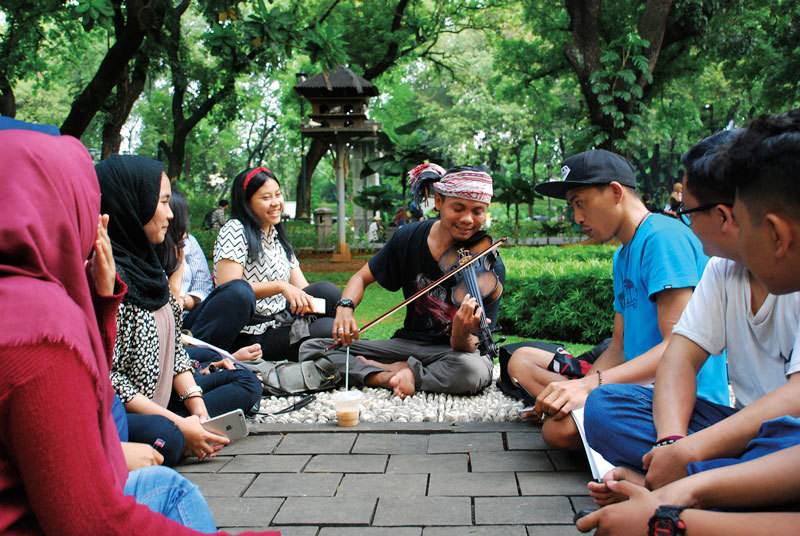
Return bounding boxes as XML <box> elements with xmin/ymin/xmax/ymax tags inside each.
<box><xmin>2</xmin><ymin>0</ymin><xmax>798</xmax><ymax>210</ymax></box>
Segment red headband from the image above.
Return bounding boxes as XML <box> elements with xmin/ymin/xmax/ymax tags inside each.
<box><xmin>243</xmin><ymin>167</ymin><xmax>271</xmax><ymax>192</ymax></box>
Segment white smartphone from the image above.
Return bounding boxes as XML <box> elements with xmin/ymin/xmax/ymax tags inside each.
<box><xmin>203</xmin><ymin>409</ymin><xmax>248</xmax><ymax>442</ymax></box>
<box><xmin>310</xmin><ymin>297</ymin><xmax>326</xmax><ymax>315</ymax></box>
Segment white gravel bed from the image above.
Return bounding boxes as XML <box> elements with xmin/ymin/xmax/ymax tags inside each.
<box><xmin>252</xmin><ymin>364</ymin><xmax>527</xmax><ymax>424</ymax></box>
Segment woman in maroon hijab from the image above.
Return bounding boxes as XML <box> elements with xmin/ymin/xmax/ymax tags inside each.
<box><xmin>0</xmin><ymin>129</ymin><xmax>278</xmax><ymax>535</ymax></box>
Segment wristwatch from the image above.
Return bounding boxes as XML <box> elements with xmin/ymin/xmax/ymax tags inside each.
<box><xmin>336</xmin><ymin>298</ymin><xmax>355</xmax><ymax>309</ymax></box>
<box><xmin>648</xmin><ymin>505</ymin><xmax>686</xmax><ymax>536</ymax></box>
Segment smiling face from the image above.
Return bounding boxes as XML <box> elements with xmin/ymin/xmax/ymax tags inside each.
<box><xmin>681</xmin><ymin>182</ymin><xmax>739</xmax><ymax>260</ymax></box>
<box><xmin>565</xmin><ymin>184</ymin><xmax>620</xmax><ymax>243</ymax></box>
<box><xmin>143</xmin><ymin>173</ymin><xmax>173</xmax><ymax>244</ymax></box>
<box><xmin>249</xmin><ymin>177</ymin><xmax>284</xmax><ymax>230</ymax></box>
<box><xmin>434</xmin><ymin>194</ymin><xmax>487</xmax><ymax>242</ymax></box>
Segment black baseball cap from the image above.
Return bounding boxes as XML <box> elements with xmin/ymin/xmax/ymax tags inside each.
<box><xmin>535</xmin><ymin>149</ymin><xmax>637</xmax><ymax>199</ymax></box>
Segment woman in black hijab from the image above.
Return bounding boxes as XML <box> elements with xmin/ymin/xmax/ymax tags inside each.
<box><xmin>97</xmin><ymin>155</ymin><xmax>261</xmax><ymax>466</ymax></box>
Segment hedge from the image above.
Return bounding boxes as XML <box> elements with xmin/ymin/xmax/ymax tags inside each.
<box><xmin>498</xmin><ymin>246</ymin><xmax>615</xmax><ymax>344</ymax></box>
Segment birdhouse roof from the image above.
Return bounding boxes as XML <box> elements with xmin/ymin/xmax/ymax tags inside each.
<box><xmin>294</xmin><ymin>66</ymin><xmax>379</xmax><ymax>98</ymax></box>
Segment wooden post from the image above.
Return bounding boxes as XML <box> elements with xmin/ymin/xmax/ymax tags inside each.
<box><xmin>332</xmin><ymin>137</ymin><xmax>351</xmax><ymax>262</ymax></box>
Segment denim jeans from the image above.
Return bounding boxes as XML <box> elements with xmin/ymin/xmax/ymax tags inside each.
<box><xmin>183</xmin><ymin>279</ymin><xmax>256</xmax><ymax>352</ymax></box>
<box><xmin>124</xmin><ymin>465</ymin><xmax>217</xmax><ymax>532</ymax></box>
<box><xmin>584</xmin><ymin>384</ymin><xmax>737</xmax><ymax>472</ymax></box>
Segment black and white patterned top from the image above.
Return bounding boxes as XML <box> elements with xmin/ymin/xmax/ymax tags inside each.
<box><xmin>213</xmin><ymin>219</ymin><xmax>299</xmax><ymax>335</ymax></box>
<box><xmin>111</xmin><ymin>295</ymin><xmax>193</xmax><ymax>403</ymax></box>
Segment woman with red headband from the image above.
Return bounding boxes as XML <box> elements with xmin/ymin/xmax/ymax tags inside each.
<box><xmin>183</xmin><ymin>167</ymin><xmax>341</xmax><ymax>361</ymax></box>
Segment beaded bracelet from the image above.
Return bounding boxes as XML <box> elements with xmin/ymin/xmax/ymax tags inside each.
<box><xmin>180</xmin><ymin>385</ymin><xmax>203</xmax><ymax>401</ymax></box>
<box><xmin>654</xmin><ymin>435</ymin><xmax>684</xmax><ymax>448</ymax></box>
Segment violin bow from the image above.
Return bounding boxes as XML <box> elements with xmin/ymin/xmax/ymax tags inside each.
<box><xmin>329</xmin><ymin>236</ymin><xmax>507</xmax><ymax>349</ymax></box>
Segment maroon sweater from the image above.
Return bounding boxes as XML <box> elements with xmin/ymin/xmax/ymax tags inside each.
<box><xmin>0</xmin><ymin>285</ymin><xmax>278</xmax><ymax>536</ymax></box>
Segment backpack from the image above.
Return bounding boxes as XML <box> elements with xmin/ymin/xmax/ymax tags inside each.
<box><xmin>201</xmin><ymin>209</ymin><xmax>214</xmax><ymax>230</ymax></box>
<box><xmin>248</xmin><ymin>357</ymin><xmax>342</xmax><ymax>397</ymax></box>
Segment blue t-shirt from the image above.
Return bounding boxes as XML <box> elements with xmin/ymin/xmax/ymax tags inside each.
<box><xmin>613</xmin><ymin>214</ymin><xmax>729</xmax><ymax>406</ymax></box>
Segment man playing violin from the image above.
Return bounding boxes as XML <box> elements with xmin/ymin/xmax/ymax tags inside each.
<box><xmin>298</xmin><ymin>164</ymin><xmax>505</xmax><ymax>399</ymax></box>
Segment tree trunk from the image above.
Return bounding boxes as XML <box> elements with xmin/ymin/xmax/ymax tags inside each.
<box><xmin>562</xmin><ymin>0</ymin><xmax>679</xmax><ymax>152</ymax></box>
<box><xmin>0</xmin><ymin>73</ymin><xmax>15</xmax><ymax>118</ymax></box>
<box><xmin>61</xmin><ymin>0</ymin><xmax>164</xmax><ymax>138</ymax></box>
<box><xmin>101</xmin><ymin>51</ymin><xmax>150</xmax><ymax>158</ymax></box>
<box><xmin>296</xmin><ymin>137</ymin><xmax>331</xmax><ymax>217</ymax></box>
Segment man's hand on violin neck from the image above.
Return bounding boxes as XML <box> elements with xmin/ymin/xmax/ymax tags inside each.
<box><xmin>333</xmin><ymin>307</ymin><xmax>360</xmax><ymax>346</ymax></box>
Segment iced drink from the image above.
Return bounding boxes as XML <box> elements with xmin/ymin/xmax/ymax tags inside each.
<box><xmin>332</xmin><ymin>390</ymin><xmax>362</xmax><ymax>427</ymax></box>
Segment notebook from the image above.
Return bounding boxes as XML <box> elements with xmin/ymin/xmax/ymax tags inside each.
<box><xmin>571</xmin><ymin>406</ymin><xmax>616</xmax><ymax>482</ymax></box>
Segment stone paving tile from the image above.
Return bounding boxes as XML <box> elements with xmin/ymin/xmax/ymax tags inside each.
<box><xmin>470</xmin><ymin>451</ymin><xmax>553</xmax><ymax>472</ymax></box>
<box><xmin>274</xmin><ymin>433</ymin><xmax>357</xmax><ymax>454</ymax></box>
<box><xmin>424</xmin><ymin>526</ymin><xmax>528</xmax><ymax>536</ymax></box>
<box><xmin>427</xmin><ymin>432</ymin><xmax>503</xmax><ymax>453</ymax></box>
<box><xmin>526</xmin><ymin>525</ymin><xmax>582</xmax><ymax>535</ymax></box>
<box><xmin>507</xmin><ymin>432</ymin><xmax>547</xmax><ymax>450</ymax></box>
<box><xmin>517</xmin><ymin>472</ymin><xmax>593</xmax><ymax>496</ymax></box>
<box><xmin>320</xmin><ymin>528</ymin><xmax>422</xmax><ymax>536</ymax></box>
<box><xmin>569</xmin><ymin>496</ymin><xmax>596</xmax><ymax>513</ymax></box>
<box><xmin>474</xmin><ymin>497</ymin><xmax>573</xmax><ymax>525</ymax></box>
<box><xmin>273</xmin><ymin>497</ymin><xmax>376</xmax><ymax>525</ymax></box>
<box><xmin>220</xmin><ymin>527</ymin><xmax>318</xmax><ymax>536</ymax></box>
<box><xmin>337</xmin><ymin>473</ymin><xmax>428</xmax><ymax>497</ymax></box>
<box><xmin>547</xmin><ymin>450</ymin><xmax>591</xmax><ymax>472</ymax></box>
<box><xmin>373</xmin><ymin>497</ymin><xmax>471</xmax><ymax>526</ymax></box>
<box><xmin>385</xmin><ymin>454</ymin><xmax>467</xmax><ymax>474</ymax></box>
<box><xmin>174</xmin><ymin>456</ymin><xmax>233</xmax><ymax>473</ymax></box>
<box><xmin>206</xmin><ymin>497</ymin><xmax>283</xmax><ymax>527</ymax></box>
<box><xmin>219</xmin><ymin>454</ymin><xmax>310</xmax><ymax>473</ymax></box>
<box><xmin>245</xmin><ymin>472</ymin><xmax>342</xmax><ymax>497</ymax></box>
<box><xmin>353</xmin><ymin>433</ymin><xmax>429</xmax><ymax>454</ymax></box>
<box><xmin>219</xmin><ymin>434</ymin><xmax>282</xmax><ymax>455</ymax></box>
<box><xmin>305</xmin><ymin>454</ymin><xmax>388</xmax><ymax>473</ymax></box>
<box><xmin>183</xmin><ymin>473</ymin><xmax>255</xmax><ymax>497</ymax></box>
<box><xmin>451</xmin><ymin>422</ymin><xmax>537</xmax><ymax>433</ymax></box>
<box><xmin>428</xmin><ymin>472</ymin><xmax>519</xmax><ymax>496</ymax></box>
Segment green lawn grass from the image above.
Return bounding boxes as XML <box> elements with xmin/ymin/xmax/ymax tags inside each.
<box><xmin>304</xmin><ymin>266</ymin><xmax>596</xmax><ymax>358</ymax></box>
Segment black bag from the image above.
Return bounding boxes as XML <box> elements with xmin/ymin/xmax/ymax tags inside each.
<box><xmin>201</xmin><ymin>209</ymin><xmax>214</xmax><ymax>230</ymax></box>
<box><xmin>249</xmin><ymin>357</ymin><xmax>342</xmax><ymax>397</ymax></box>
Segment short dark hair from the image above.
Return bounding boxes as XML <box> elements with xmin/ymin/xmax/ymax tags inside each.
<box><xmin>219</xmin><ymin>199</ymin><xmax>229</xmax><ymax>207</ymax></box>
<box><xmin>719</xmin><ymin>108</ymin><xmax>800</xmax><ymax>222</ymax></box>
<box><xmin>680</xmin><ymin>129</ymin><xmax>739</xmax><ymax>205</ymax></box>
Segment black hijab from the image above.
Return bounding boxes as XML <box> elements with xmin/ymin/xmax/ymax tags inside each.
<box><xmin>96</xmin><ymin>154</ymin><xmax>170</xmax><ymax>311</ymax></box>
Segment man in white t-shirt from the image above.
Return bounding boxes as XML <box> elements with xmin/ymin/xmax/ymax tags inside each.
<box><xmin>583</xmin><ymin>129</ymin><xmax>800</xmax><ymax>499</ymax></box>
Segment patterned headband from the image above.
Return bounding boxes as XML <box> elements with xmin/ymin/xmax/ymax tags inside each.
<box><xmin>243</xmin><ymin>167</ymin><xmax>271</xmax><ymax>192</ymax></box>
<box><xmin>434</xmin><ymin>167</ymin><xmax>493</xmax><ymax>204</ymax></box>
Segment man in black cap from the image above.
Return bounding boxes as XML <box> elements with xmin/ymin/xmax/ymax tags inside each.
<box><xmin>507</xmin><ymin>149</ymin><xmax>729</xmax><ymax>452</ymax></box>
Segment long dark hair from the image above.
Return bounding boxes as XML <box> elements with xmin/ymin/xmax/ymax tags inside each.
<box><xmin>230</xmin><ymin>167</ymin><xmax>294</xmax><ymax>262</ymax></box>
<box><xmin>155</xmin><ymin>190</ymin><xmax>189</xmax><ymax>276</ymax></box>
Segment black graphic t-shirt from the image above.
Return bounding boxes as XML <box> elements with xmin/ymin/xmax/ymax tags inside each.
<box><xmin>368</xmin><ymin>219</ymin><xmax>505</xmax><ymax>345</ymax></box>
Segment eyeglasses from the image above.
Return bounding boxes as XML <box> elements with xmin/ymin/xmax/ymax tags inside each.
<box><xmin>675</xmin><ymin>203</ymin><xmax>730</xmax><ymax>226</ymax></box>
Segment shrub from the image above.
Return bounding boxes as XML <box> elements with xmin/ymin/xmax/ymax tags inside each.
<box><xmin>498</xmin><ymin>246</ymin><xmax>615</xmax><ymax>344</ymax></box>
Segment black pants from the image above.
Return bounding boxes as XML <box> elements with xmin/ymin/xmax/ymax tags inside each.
<box><xmin>236</xmin><ymin>280</ymin><xmax>342</xmax><ymax>361</ymax></box>
<box><xmin>185</xmin><ymin>278</ymin><xmax>341</xmax><ymax>361</ymax></box>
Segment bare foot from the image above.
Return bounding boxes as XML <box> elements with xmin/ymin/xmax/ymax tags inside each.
<box><xmin>233</xmin><ymin>343</ymin><xmax>262</xmax><ymax>361</ymax></box>
<box><xmin>389</xmin><ymin>368</ymin><xmax>416</xmax><ymax>399</ymax></box>
<box><xmin>588</xmin><ymin>466</ymin><xmax>646</xmax><ymax>506</ymax></box>
<box><xmin>356</xmin><ymin>355</ymin><xmax>409</xmax><ymax>374</ymax></box>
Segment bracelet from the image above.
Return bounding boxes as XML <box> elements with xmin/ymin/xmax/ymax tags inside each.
<box><xmin>654</xmin><ymin>435</ymin><xmax>684</xmax><ymax>448</ymax></box>
<box><xmin>596</xmin><ymin>370</ymin><xmax>603</xmax><ymax>386</ymax></box>
<box><xmin>180</xmin><ymin>385</ymin><xmax>203</xmax><ymax>401</ymax></box>
<box><xmin>182</xmin><ymin>394</ymin><xmax>203</xmax><ymax>400</ymax></box>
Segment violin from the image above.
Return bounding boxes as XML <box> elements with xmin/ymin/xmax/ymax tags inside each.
<box><xmin>438</xmin><ymin>234</ymin><xmax>504</xmax><ymax>358</ymax></box>
<box><xmin>328</xmin><ymin>237</ymin><xmax>507</xmax><ymax>350</ymax></box>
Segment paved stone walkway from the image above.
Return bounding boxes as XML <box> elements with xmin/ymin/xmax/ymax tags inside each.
<box><xmin>176</xmin><ymin>421</ymin><xmax>593</xmax><ymax>535</ymax></box>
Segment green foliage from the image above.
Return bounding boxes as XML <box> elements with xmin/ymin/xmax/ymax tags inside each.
<box><xmin>353</xmin><ymin>184</ymin><xmax>396</xmax><ymax>219</ymax></box>
<box><xmin>498</xmin><ymin>246</ymin><xmax>616</xmax><ymax>343</ymax></box>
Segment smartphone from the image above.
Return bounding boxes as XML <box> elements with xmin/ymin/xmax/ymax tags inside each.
<box><xmin>203</xmin><ymin>409</ymin><xmax>248</xmax><ymax>442</ymax></box>
<box><xmin>310</xmin><ymin>297</ymin><xmax>326</xmax><ymax>315</ymax></box>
